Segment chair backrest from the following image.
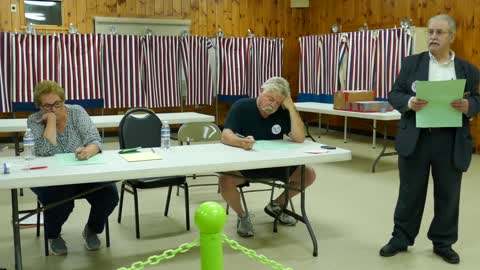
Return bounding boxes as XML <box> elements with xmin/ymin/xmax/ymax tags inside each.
<box><xmin>118</xmin><ymin>108</ymin><xmax>162</xmax><ymax>149</ymax></box>
<box><xmin>177</xmin><ymin>122</ymin><xmax>221</xmax><ymax>145</ymax></box>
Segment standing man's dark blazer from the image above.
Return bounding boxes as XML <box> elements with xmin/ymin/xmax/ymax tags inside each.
<box><xmin>388</xmin><ymin>51</ymin><xmax>480</xmax><ymax>171</ymax></box>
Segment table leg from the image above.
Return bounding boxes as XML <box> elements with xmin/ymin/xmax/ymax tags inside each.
<box><xmin>371</xmin><ymin>124</ymin><xmax>397</xmax><ymax>173</ymax></box>
<box><xmin>372</xmin><ymin>120</ymin><xmax>377</xmax><ymax>149</ymax></box>
<box><xmin>11</xmin><ymin>189</ymin><xmax>23</xmax><ymax>270</ymax></box>
<box><xmin>300</xmin><ymin>165</ymin><xmax>318</xmax><ymax>256</ymax></box>
<box><xmin>13</xmin><ymin>134</ymin><xmax>25</xmax><ymax>197</ymax></box>
<box><xmin>344</xmin><ymin>117</ymin><xmax>348</xmax><ymax>143</ymax></box>
<box><xmin>317</xmin><ymin>114</ymin><xmax>330</xmax><ymax>135</ymax></box>
<box><xmin>326</xmin><ymin>115</ymin><xmax>330</xmax><ymax>133</ymax></box>
<box><xmin>282</xmin><ymin>165</ymin><xmax>318</xmax><ymax>256</ymax></box>
<box><xmin>318</xmin><ymin>114</ymin><xmax>322</xmax><ymax>138</ymax></box>
<box><xmin>13</xmin><ymin>132</ymin><xmax>20</xmax><ymax>157</ymax></box>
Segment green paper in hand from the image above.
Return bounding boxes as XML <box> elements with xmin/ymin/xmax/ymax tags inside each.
<box><xmin>415</xmin><ymin>79</ymin><xmax>465</xmax><ymax>128</ymax></box>
<box><xmin>56</xmin><ymin>153</ymin><xmax>106</xmax><ymax>166</ymax></box>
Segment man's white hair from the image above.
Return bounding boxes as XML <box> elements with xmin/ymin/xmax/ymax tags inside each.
<box><xmin>428</xmin><ymin>14</ymin><xmax>456</xmax><ymax>33</ymax></box>
<box><xmin>261</xmin><ymin>77</ymin><xmax>291</xmax><ymax>97</ymax></box>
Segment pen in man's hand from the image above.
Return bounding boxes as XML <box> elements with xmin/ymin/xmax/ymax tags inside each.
<box><xmin>235</xmin><ymin>133</ymin><xmax>246</xmax><ymax>139</ymax></box>
<box><xmin>23</xmin><ymin>166</ymin><xmax>48</xmax><ymax>170</ymax></box>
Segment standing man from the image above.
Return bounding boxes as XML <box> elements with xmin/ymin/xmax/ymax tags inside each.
<box><xmin>380</xmin><ymin>14</ymin><xmax>480</xmax><ymax>264</ymax></box>
<box><xmin>219</xmin><ymin>77</ymin><xmax>316</xmax><ymax>237</ymax></box>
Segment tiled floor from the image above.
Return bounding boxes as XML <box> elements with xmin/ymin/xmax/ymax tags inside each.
<box><xmin>1</xmin><ymin>129</ymin><xmax>479</xmax><ymax>270</ymax></box>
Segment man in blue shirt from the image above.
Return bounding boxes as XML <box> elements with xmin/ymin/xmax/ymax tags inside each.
<box><xmin>219</xmin><ymin>77</ymin><xmax>316</xmax><ymax>237</ymax></box>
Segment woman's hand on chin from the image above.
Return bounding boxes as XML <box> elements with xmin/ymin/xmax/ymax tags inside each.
<box><xmin>36</xmin><ymin>112</ymin><xmax>56</xmax><ymax>125</ymax></box>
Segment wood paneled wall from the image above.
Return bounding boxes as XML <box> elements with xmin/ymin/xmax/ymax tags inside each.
<box><xmin>1</xmin><ymin>0</ymin><xmax>480</xmax><ymax>150</ymax></box>
<box><xmin>304</xmin><ymin>0</ymin><xmax>480</xmax><ymax>67</ymax></box>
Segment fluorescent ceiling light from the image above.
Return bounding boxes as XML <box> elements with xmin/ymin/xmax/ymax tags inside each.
<box><xmin>24</xmin><ymin>1</ymin><xmax>57</xmax><ymax>7</ymax></box>
<box><xmin>25</xmin><ymin>13</ymin><xmax>46</xmax><ymax>21</ymax></box>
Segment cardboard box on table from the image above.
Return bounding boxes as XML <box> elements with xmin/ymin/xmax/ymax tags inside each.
<box><xmin>348</xmin><ymin>101</ymin><xmax>393</xmax><ymax>112</ymax></box>
<box><xmin>333</xmin><ymin>90</ymin><xmax>375</xmax><ymax>110</ymax></box>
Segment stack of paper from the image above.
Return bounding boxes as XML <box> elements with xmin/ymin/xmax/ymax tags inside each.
<box><xmin>416</xmin><ymin>79</ymin><xmax>466</xmax><ymax>128</ymax></box>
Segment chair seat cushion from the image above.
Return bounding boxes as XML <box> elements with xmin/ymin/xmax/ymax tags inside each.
<box><xmin>126</xmin><ymin>176</ymin><xmax>186</xmax><ymax>189</ymax></box>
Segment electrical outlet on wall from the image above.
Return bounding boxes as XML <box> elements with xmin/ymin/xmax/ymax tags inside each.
<box><xmin>11</xmin><ymin>4</ymin><xmax>17</xmax><ymax>12</ymax></box>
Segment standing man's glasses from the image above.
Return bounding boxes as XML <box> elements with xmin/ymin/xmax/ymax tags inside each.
<box><xmin>41</xmin><ymin>101</ymin><xmax>63</xmax><ymax>110</ymax></box>
<box><xmin>427</xmin><ymin>29</ymin><xmax>451</xmax><ymax>36</ymax></box>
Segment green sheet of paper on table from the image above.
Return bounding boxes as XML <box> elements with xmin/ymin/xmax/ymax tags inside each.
<box><xmin>55</xmin><ymin>153</ymin><xmax>106</xmax><ymax>165</ymax></box>
<box><xmin>253</xmin><ymin>140</ymin><xmax>304</xmax><ymax>150</ymax></box>
<box><xmin>415</xmin><ymin>79</ymin><xmax>466</xmax><ymax>128</ymax></box>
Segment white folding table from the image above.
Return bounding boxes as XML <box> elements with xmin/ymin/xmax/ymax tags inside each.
<box><xmin>0</xmin><ymin>112</ymin><xmax>215</xmax><ymax>155</ymax></box>
<box><xmin>0</xmin><ymin>141</ymin><xmax>351</xmax><ymax>269</ymax></box>
<box><xmin>295</xmin><ymin>102</ymin><xmax>401</xmax><ymax>172</ymax></box>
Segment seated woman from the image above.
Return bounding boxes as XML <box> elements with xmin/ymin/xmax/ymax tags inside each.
<box><xmin>27</xmin><ymin>80</ymin><xmax>119</xmax><ymax>256</ymax></box>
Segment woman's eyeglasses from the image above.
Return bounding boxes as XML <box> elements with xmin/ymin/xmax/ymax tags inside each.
<box><xmin>41</xmin><ymin>101</ymin><xmax>63</xmax><ymax>110</ymax></box>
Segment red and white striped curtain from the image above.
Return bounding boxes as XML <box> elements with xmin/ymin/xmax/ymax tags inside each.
<box><xmin>143</xmin><ymin>36</ymin><xmax>181</xmax><ymax>108</ymax></box>
<box><xmin>12</xmin><ymin>34</ymin><xmax>60</xmax><ymax>103</ymax></box>
<box><xmin>59</xmin><ymin>34</ymin><xmax>102</xmax><ymax>100</ymax></box>
<box><xmin>180</xmin><ymin>36</ymin><xmax>213</xmax><ymax>105</ymax></box>
<box><xmin>248</xmin><ymin>37</ymin><xmax>283</xmax><ymax>97</ymax></box>
<box><xmin>298</xmin><ymin>36</ymin><xmax>320</xmax><ymax>94</ymax></box>
<box><xmin>374</xmin><ymin>28</ymin><xmax>413</xmax><ymax>98</ymax></box>
<box><xmin>374</xmin><ymin>29</ymin><xmax>397</xmax><ymax>99</ymax></box>
<box><xmin>216</xmin><ymin>37</ymin><xmax>250</xmax><ymax>96</ymax></box>
<box><xmin>344</xmin><ymin>31</ymin><xmax>376</xmax><ymax>91</ymax></box>
<box><xmin>0</xmin><ymin>33</ymin><xmax>11</xmax><ymax>112</ymax></box>
<box><xmin>401</xmin><ymin>28</ymin><xmax>414</xmax><ymax>59</ymax></box>
<box><xmin>102</xmin><ymin>34</ymin><xmax>144</xmax><ymax>109</ymax></box>
<box><xmin>318</xmin><ymin>34</ymin><xmax>345</xmax><ymax>95</ymax></box>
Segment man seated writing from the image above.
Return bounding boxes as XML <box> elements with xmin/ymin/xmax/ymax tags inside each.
<box><xmin>219</xmin><ymin>76</ymin><xmax>316</xmax><ymax>237</ymax></box>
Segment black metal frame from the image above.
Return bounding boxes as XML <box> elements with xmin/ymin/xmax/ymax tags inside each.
<box><xmin>117</xmin><ymin>108</ymin><xmax>190</xmax><ymax>239</ymax></box>
<box><xmin>370</xmin><ymin>124</ymin><xmax>397</xmax><ymax>172</ymax></box>
<box><xmin>10</xmin><ymin>181</ymin><xmax>116</xmax><ymax>270</ymax></box>
<box><xmin>33</xmin><ymin>202</ymin><xmax>111</xmax><ymax>256</ymax></box>
<box><xmin>221</xmin><ymin>165</ymin><xmax>318</xmax><ymax>256</ymax></box>
<box><xmin>117</xmin><ymin>180</ymin><xmax>190</xmax><ymax>239</ymax></box>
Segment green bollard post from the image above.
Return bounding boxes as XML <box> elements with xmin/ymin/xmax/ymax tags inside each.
<box><xmin>195</xmin><ymin>201</ymin><xmax>227</xmax><ymax>270</ymax></box>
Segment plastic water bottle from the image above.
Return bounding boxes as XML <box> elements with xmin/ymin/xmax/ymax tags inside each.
<box><xmin>161</xmin><ymin>121</ymin><xmax>171</xmax><ymax>150</ymax></box>
<box><xmin>23</xmin><ymin>128</ymin><xmax>35</xmax><ymax>160</ymax></box>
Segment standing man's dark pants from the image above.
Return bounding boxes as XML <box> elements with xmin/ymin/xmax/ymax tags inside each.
<box><xmin>389</xmin><ymin>128</ymin><xmax>462</xmax><ymax>249</ymax></box>
<box><xmin>31</xmin><ymin>183</ymin><xmax>119</xmax><ymax>238</ymax></box>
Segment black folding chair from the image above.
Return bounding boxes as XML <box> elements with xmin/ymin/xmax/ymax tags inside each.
<box><xmin>117</xmin><ymin>108</ymin><xmax>190</xmax><ymax>239</ymax></box>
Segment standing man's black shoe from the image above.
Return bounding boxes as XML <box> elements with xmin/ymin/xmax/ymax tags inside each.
<box><xmin>379</xmin><ymin>243</ymin><xmax>407</xmax><ymax>257</ymax></box>
<box><xmin>433</xmin><ymin>247</ymin><xmax>460</xmax><ymax>264</ymax></box>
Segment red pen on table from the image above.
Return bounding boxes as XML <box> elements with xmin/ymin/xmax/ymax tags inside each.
<box><xmin>23</xmin><ymin>166</ymin><xmax>48</xmax><ymax>170</ymax></box>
